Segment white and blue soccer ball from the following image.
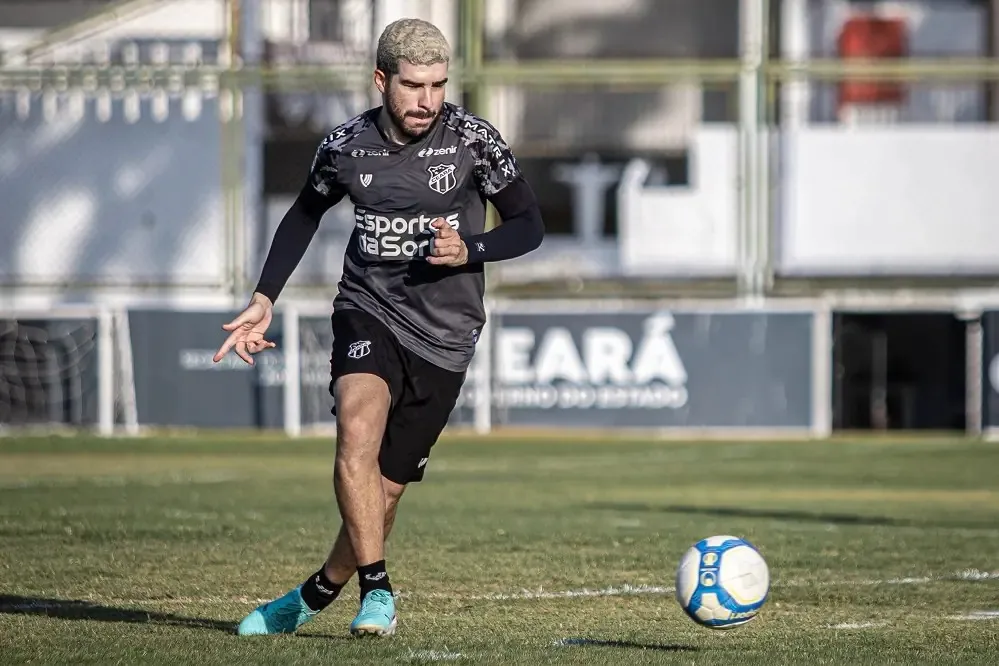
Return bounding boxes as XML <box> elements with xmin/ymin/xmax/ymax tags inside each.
<box><xmin>675</xmin><ymin>535</ymin><xmax>770</xmax><ymax>630</ymax></box>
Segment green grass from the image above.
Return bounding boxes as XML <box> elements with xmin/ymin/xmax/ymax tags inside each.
<box><xmin>1</xmin><ymin>435</ymin><xmax>998</xmax><ymax>664</ymax></box>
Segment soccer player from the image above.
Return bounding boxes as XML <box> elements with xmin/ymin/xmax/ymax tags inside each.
<box><xmin>213</xmin><ymin>18</ymin><xmax>544</xmax><ymax>637</ymax></box>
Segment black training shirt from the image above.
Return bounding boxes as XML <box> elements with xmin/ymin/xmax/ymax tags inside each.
<box><xmin>297</xmin><ymin>102</ymin><xmax>525</xmax><ymax>372</ymax></box>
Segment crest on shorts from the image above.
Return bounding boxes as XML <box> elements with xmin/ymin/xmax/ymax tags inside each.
<box><xmin>347</xmin><ymin>340</ymin><xmax>371</xmax><ymax>359</ymax></box>
<box><xmin>359</xmin><ymin>173</ymin><xmax>372</xmax><ymax>187</ymax></box>
<box><xmin>427</xmin><ymin>163</ymin><xmax>457</xmax><ymax>194</ymax></box>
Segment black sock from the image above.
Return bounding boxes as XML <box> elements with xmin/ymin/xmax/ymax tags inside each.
<box><xmin>357</xmin><ymin>560</ymin><xmax>392</xmax><ymax>598</ymax></box>
<box><xmin>299</xmin><ymin>567</ymin><xmax>343</xmax><ymax>611</ymax></box>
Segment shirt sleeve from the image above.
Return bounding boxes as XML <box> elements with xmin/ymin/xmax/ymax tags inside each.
<box><xmin>309</xmin><ymin>138</ymin><xmax>346</xmax><ymax>200</ymax></box>
<box><xmin>471</xmin><ymin>118</ymin><xmax>522</xmax><ymax>197</ymax></box>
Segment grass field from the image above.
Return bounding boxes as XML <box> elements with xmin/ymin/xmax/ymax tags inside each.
<box><xmin>1</xmin><ymin>435</ymin><xmax>997</xmax><ymax>664</ymax></box>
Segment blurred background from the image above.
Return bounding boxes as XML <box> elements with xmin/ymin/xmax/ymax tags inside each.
<box><xmin>1</xmin><ymin>0</ymin><xmax>998</xmax><ymax>439</ymax></box>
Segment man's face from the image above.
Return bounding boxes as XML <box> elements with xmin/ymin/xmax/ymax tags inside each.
<box><xmin>375</xmin><ymin>60</ymin><xmax>448</xmax><ymax>141</ymax></box>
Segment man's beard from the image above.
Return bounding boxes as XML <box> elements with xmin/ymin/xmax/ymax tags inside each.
<box><xmin>386</xmin><ymin>99</ymin><xmax>436</xmax><ymax>141</ymax></box>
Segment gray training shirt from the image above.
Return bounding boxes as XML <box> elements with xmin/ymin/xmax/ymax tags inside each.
<box><xmin>309</xmin><ymin>102</ymin><xmax>522</xmax><ymax>373</ymax></box>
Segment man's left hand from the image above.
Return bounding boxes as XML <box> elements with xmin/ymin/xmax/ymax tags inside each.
<box><xmin>426</xmin><ymin>218</ymin><xmax>468</xmax><ymax>266</ymax></box>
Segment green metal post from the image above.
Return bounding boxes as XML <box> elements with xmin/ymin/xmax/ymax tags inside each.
<box><xmin>222</xmin><ymin>0</ymin><xmax>243</xmax><ymax>303</ymax></box>
<box><xmin>460</xmin><ymin>0</ymin><xmax>497</xmax><ymax>240</ymax></box>
<box><xmin>758</xmin><ymin>0</ymin><xmax>773</xmax><ymax>295</ymax></box>
<box><xmin>461</xmin><ymin>0</ymin><xmax>484</xmax><ymax>115</ymax></box>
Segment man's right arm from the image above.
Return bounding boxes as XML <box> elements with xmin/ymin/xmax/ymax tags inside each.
<box><xmin>253</xmin><ymin>145</ymin><xmax>346</xmax><ymax>304</ymax></box>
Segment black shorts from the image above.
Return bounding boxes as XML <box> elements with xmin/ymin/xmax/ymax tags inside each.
<box><xmin>329</xmin><ymin>307</ymin><xmax>466</xmax><ymax>484</ymax></box>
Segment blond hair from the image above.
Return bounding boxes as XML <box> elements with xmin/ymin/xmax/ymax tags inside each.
<box><xmin>376</xmin><ymin>18</ymin><xmax>450</xmax><ymax>75</ymax></box>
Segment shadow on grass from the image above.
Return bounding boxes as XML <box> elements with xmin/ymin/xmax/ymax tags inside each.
<box><xmin>0</xmin><ymin>595</ymin><xmax>236</xmax><ymax>633</ymax></box>
<box><xmin>558</xmin><ymin>637</ymin><xmax>697</xmax><ymax>652</ymax></box>
<box><xmin>588</xmin><ymin>502</ymin><xmax>992</xmax><ymax>530</ymax></box>
<box><xmin>0</xmin><ymin>595</ymin><xmax>356</xmax><ymax>641</ymax></box>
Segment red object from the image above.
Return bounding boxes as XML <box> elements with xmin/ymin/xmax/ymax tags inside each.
<box><xmin>837</xmin><ymin>15</ymin><xmax>908</xmax><ymax>110</ymax></box>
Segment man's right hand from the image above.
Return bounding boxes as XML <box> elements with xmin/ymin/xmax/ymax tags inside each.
<box><xmin>213</xmin><ymin>292</ymin><xmax>277</xmax><ymax>366</ymax></box>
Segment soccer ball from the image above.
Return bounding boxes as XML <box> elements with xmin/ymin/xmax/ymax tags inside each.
<box><xmin>675</xmin><ymin>535</ymin><xmax>770</xmax><ymax>630</ymax></box>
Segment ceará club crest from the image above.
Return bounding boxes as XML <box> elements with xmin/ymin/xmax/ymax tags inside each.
<box><xmin>427</xmin><ymin>164</ymin><xmax>457</xmax><ymax>194</ymax></box>
<box><xmin>347</xmin><ymin>340</ymin><xmax>371</xmax><ymax>359</ymax></box>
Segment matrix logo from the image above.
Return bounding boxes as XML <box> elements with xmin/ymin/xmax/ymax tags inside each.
<box><xmin>354</xmin><ymin>209</ymin><xmax>460</xmax><ymax>258</ymax></box>
<box><xmin>494</xmin><ymin>313</ymin><xmax>688</xmax><ymax>409</ymax></box>
<box><xmin>462</xmin><ymin>119</ymin><xmax>513</xmax><ymax>172</ymax></box>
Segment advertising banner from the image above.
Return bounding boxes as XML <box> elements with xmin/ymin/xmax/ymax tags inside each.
<box><xmin>129</xmin><ymin>307</ymin><xmax>815</xmax><ymax>432</ymax></box>
<box><xmin>455</xmin><ymin>309</ymin><xmax>814</xmax><ymax>429</ymax></box>
<box><xmin>129</xmin><ymin>310</ymin><xmax>286</xmax><ymax>429</ymax></box>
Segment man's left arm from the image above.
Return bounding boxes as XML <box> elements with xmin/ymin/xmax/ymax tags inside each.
<box><xmin>463</xmin><ymin>118</ymin><xmax>544</xmax><ymax>263</ymax></box>
<box><xmin>463</xmin><ymin>176</ymin><xmax>545</xmax><ymax>263</ymax></box>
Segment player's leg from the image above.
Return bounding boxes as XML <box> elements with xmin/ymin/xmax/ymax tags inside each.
<box><xmin>236</xmin><ymin>309</ymin><xmax>401</xmax><ymax>637</ymax></box>
<box><xmin>333</xmin><ymin>370</ymin><xmax>410</xmax><ymax>637</ymax></box>
<box><xmin>345</xmin><ymin>350</ymin><xmax>466</xmax><ymax>636</ymax></box>
<box><xmin>326</xmin><ymin>311</ymin><xmax>409</xmax><ymax>637</ymax></box>
<box><xmin>323</xmin><ymin>476</ymin><xmax>406</xmax><ymax>585</ymax></box>
<box><xmin>236</xmin><ymin>373</ymin><xmax>392</xmax><ymax>637</ymax></box>
<box><xmin>295</xmin><ymin>375</ymin><xmax>396</xmax><ymax>618</ymax></box>
<box><xmin>332</xmin><ymin>371</ymin><xmax>392</xmax><ymax>563</ymax></box>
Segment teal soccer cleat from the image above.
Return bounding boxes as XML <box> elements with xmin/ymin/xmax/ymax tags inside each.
<box><xmin>237</xmin><ymin>585</ymin><xmax>318</xmax><ymax>636</ymax></box>
<box><xmin>349</xmin><ymin>589</ymin><xmax>397</xmax><ymax>637</ymax></box>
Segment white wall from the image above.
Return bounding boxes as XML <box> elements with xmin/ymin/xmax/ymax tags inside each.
<box><xmin>778</xmin><ymin>127</ymin><xmax>999</xmax><ymax>275</ymax></box>
<box><xmin>616</xmin><ymin>124</ymin><xmax>999</xmax><ymax>278</ymax></box>
<box><xmin>0</xmin><ymin>96</ymin><xmax>226</xmax><ymax>287</ymax></box>
<box><xmin>618</xmin><ymin>127</ymin><xmax>739</xmax><ymax>276</ymax></box>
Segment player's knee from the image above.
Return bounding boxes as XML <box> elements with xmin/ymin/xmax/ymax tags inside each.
<box><xmin>335</xmin><ymin>411</ymin><xmax>381</xmax><ymax>444</ymax></box>
<box><xmin>334</xmin><ymin>415</ymin><xmax>384</xmax><ymax>473</ymax></box>
<box><xmin>335</xmin><ymin>425</ymin><xmax>381</xmax><ymax>470</ymax></box>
